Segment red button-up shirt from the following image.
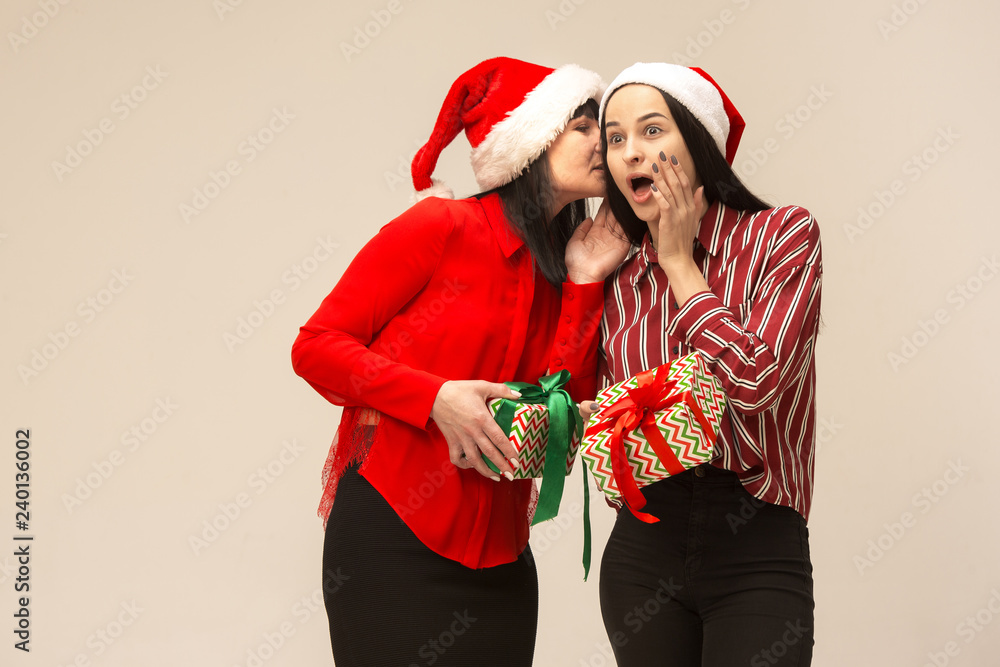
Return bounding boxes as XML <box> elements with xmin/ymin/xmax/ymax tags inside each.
<box><xmin>600</xmin><ymin>202</ymin><xmax>822</xmax><ymax>519</ymax></box>
<box><xmin>293</xmin><ymin>193</ymin><xmax>603</xmax><ymax>568</ymax></box>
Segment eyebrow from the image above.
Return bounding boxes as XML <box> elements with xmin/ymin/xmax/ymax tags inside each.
<box><xmin>605</xmin><ymin>112</ymin><xmax>670</xmax><ymax>129</ymax></box>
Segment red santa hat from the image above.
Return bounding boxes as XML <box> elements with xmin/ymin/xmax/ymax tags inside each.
<box><xmin>599</xmin><ymin>63</ymin><xmax>745</xmax><ymax>165</ymax></box>
<box><xmin>411</xmin><ymin>57</ymin><xmax>605</xmax><ymax>200</ymax></box>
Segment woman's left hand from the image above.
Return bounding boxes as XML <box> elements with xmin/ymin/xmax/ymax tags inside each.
<box><xmin>649</xmin><ymin>152</ymin><xmax>711</xmax><ymax>306</ymax></box>
<box><xmin>649</xmin><ymin>152</ymin><xmax>706</xmax><ymax>269</ymax></box>
<box><xmin>565</xmin><ymin>199</ymin><xmax>631</xmax><ymax>284</ymax></box>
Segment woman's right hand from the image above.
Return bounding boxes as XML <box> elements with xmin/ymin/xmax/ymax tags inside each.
<box><xmin>430</xmin><ymin>380</ymin><xmax>523</xmax><ymax>481</ymax></box>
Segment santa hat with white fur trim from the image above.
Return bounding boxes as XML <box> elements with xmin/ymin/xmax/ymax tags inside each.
<box><xmin>599</xmin><ymin>63</ymin><xmax>745</xmax><ymax>165</ymax></box>
<box><xmin>411</xmin><ymin>57</ymin><xmax>605</xmax><ymax>200</ymax></box>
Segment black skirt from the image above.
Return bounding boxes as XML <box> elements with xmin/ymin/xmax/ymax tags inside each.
<box><xmin>322</xmin><ymin>465</ymin><xmax>538</xmax><ymax>666</ymax></box>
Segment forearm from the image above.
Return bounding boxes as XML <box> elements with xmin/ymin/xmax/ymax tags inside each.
<box><xmin>668</xmin><ymin>274</ymin><xmax>821</xmax><ymax>414</ymax></box>
<box><xmin>292</xmin><ymin>327</ymin><xmax>447</xmax><ymax>429</ymax></box>
<box><xmin>659</xmin><ymin>254</ymin><xmax>711</xmax><ymax>308</ymax></box>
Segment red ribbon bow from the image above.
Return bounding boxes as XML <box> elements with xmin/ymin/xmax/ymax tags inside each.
<box><xmin>588</xmin><ymin>365</ymin><xmax>718</xmax><ymax>523</ymax></box>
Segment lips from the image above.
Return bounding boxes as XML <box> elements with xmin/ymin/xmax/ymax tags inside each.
<box><xmin>629</xmin><ymin>173</ymin><xmax>653</xmax><ymax>203</ymax></box>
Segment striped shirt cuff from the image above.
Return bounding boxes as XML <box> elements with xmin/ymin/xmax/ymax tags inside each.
<box><xmin>667</xmin><ymin>290</ymin><xmax>738</xmax><ymax>346</ymax></box>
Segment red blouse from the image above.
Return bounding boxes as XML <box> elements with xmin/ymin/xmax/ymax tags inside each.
<box><xmin>292</xmin><ymin>193</ymin><xmax>603</xmax><ymax>568</ymax></box>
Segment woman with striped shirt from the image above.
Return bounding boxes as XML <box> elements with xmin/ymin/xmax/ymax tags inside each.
<box><xmin>592</xmin><ymin>63</ymin><xmax>821</xmax><ymax>666</ymax></box>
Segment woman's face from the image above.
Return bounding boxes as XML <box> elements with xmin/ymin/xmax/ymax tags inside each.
<box><xmin>603</xmin><ymin>84</ymin><xmax>700</xmax><ymax>223</ymax></box>
<box><xmin>546</xmin><ymin>107</ymin><xmax>605</xmax><ymax>213</ymax></box>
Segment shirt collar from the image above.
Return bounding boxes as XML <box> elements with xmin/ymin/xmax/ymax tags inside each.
<box><xmin>479</xmin><ymin>192</ymin><xmax>525</xmax><ymax>258</ymax></box>
<box><xmin>633</xmin><ymin>233</ymin><xmax>657</xmax><ymax>283</ymax></box>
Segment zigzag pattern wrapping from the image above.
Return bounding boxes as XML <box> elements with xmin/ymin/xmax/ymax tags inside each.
<box><xmin>487</xmin><ymin>400</ymin><xmax>580</xmax><ymax>479</ymax></box>
<box><xmin>580</xmin><ymin>353</ymin><xmax>728</xmax><ymax>500</ymax></box>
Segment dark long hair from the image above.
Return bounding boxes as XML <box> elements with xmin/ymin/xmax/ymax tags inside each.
<box><xmin>601</xmin><ymin>88</ymin><xmax>770</xmax><ymax>246</ymax></box>
<box><xmin>476</xmin><ymin>99</ymin><xmax>599</xmax><ymax>287</ymax></box>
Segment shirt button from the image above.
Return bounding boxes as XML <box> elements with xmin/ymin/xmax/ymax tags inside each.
<box><xmin>553</xmin><ymin>358</ymin><xmax>563</xmax><ymax>367</ymax></box>
<box><xmin>564</xmin><ymin>315</ymin><xmax>572</xmax><ymax>323</ymax></box>
<box><xmin>673</xmin><ymin>302</ymin><xmax>679</xmax><ymax>309</ymax></box>
<box><xmin>559</xmin><ymin>338</ymin><xmax>567</xmax><ymax>346</ymax></box>
<box><xmin>671</xmin><ymin>346</ymin><xmax>679</xmax><ymax>355</ymax></box>
<box><xmin>695</xmin><ymin>465</ymin><xmax>706</xmax><ymax>478</ymax></box>
<box><xmin>567</xmin><ymin>293</ymin><xmax>575</xmax><ymax>301</ymax></box>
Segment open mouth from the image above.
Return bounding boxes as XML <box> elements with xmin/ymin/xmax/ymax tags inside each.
<box><xmin>629</xmin><ymin>174</ymin><xmax>654</xmax><ymax>202</ymax></box>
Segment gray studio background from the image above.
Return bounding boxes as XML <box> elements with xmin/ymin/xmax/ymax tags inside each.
<box><xmin>2</xmin><ymin>0</ymin><xmax>998</xmax><ymax>665</ymax></box>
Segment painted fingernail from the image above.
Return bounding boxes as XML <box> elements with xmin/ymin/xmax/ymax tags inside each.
<box><xmin>589</xmin><ymin>402</ymin><xmax>599</xmax><ymax>411</ymax></box>
<box><xmin>509</xmin><ymin>457</ymin><xmax>520</xmax><ymax>469</ymax></box>
<box><xmin>659</xmin><ymin>151</ymin><xmax>666</xmax><ymax>162</ymax></box>
<box><xmin>651</xmin><ymin>184</ymin><xmax>658</xmax><ymax>192</ymax></box>
<box><xmin>503</xmin><ymin>471</ymin><xmax>514</xmax><ymax>481</ymax></box>
<box><xmin>491</xmin><ymin>475</ymin><xmax>501</xmax><ymax>482</ymax></box>
<box><xmin>670</xmin><ymin>155</ymin><xmax>678</xmax><ymax>165</ymax></box>
<box><xmin>510</xmin><ymin>390</ymin><xmax>522</xmax><ymax>398</ymax></box>
<box><xmin>651</xmin><ymin>163</ymin><xmax>659</xmax><ymax>174</ymax></box>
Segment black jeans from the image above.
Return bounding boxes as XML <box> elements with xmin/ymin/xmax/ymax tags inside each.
<box><xmin>599</xmin><ymin>464</ymin><xmax>814</xmax><ymax>666</ymax></box>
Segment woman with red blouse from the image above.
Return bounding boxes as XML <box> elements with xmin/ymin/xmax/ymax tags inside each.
<box><xmin>592</xmin><ymin>63</ymin><xmax>821</xmax><ymax>666</ymax></box>
<box><xmin>291</xmin><ymin>57</ymin><xmax>629</xmax><ymax>665</ymax></box>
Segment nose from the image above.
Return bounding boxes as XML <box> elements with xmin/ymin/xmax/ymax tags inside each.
<box><xmin>622</xmin><ymin>136</ymin><xmax>643</xmax><ymax>165</ymax></box>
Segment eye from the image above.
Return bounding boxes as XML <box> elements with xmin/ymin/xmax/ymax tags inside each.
<box><xmin>607</xmin><ymin>133</ymin><xmax>623</xmax><ymax>145</ymax></box>
<box><xmin>575</xmin><ymin>121</ymin><xmax>591</xmax><ymax>132</ymax></box>
<box><xmin>644</xmin><ymin>126</ymin><xmax>661</xmax><ymax>137</ymax></box>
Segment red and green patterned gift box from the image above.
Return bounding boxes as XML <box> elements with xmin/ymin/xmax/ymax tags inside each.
<box><xmin>581</xmin><ymin>352</ymin><xmax>727</xmax><ymax>522</ymax></box>
<box><xmin>487</xmin><ymin>369</ymin><xmax>593</xmax><ymax>578</ymax></box>
<box><xmin>485</xmin><ymin>399</ymin><xmax>580</xmax><ymax>479</ymax></box>
<box><xmin>485</xmin><ymin>369</ymin><xmax>583</xmax><ymax>527</ymax></box>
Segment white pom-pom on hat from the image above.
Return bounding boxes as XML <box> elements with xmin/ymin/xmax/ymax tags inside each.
<box><xmin>411</xmin><ymin>178</ymin><xmax>455</xmax><ymax>204</ymax></box>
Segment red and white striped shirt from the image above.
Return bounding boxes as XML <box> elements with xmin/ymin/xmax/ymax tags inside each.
<box><xmin>600</xmin><ymin>201</ymin><xmax>823</xmax><ymax>519</ymax></box>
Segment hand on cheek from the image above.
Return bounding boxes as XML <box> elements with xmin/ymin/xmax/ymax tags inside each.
<box><xmin>650</xmin><ymin>150</ymin><xmax>704</xmax><ymax>267</ymax></box>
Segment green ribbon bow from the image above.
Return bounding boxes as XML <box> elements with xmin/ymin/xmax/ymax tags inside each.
<box><xmin>487</xmin><ymin>369</ymin><xmax>593</xmax><ymax>579</ymax></box>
